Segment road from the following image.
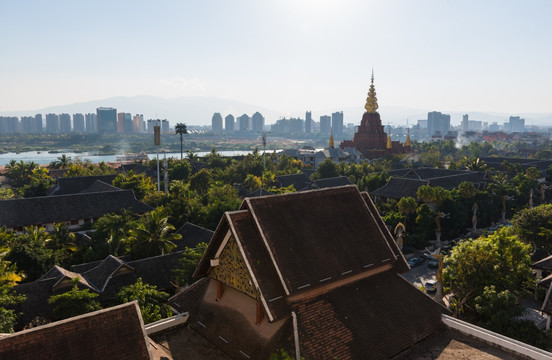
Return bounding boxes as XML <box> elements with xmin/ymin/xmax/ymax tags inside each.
<box><xmin>402</xmin><ymin>260</ymin><xmax>437</xmax><ymax>290</ymax></box>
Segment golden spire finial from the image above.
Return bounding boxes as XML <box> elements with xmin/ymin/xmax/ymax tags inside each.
<box><xmin>405</xmin><ymin>128</ymin><xmax>411</xmax><ymax>147</ymax></box>
<box><xmin>386</xmin><ymin>126</ymin><xmax>392</xmax><ymax>149</ymax></box>
<box><xmin>365</xmin><ymin>70</ymin><xmax>379</xmax><ymax>113</ymax></box>
<box><xmin>329</xmin><ymin>127</ymin><xmax>334</xmax><ymax>148</ymax></box>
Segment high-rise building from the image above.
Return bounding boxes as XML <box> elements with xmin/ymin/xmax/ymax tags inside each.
<box><xmin>117</xmin><ymin>113</ymin><xmax>133</xmax><ymax>133</ymax></box>
<box><xmin>161</xmin><ymin>120</ymin><xmax>169</xmax><ymax>133</ymax></box>
<box><xmin>117</xmin><ymin>113</ymin><xmax>125</xmax><ymax>133</ymax></box>
<box><xmin>123</xmin><ymin>113</ymin><xmax>133</xmax><ymax>133</ymax></box>
<box><xmin>305</xmin><ymin>111</ymin><xmax>312</xmax><ymax>134</ymax></box>
<box><xmin>461</xmin><ymin>114</ymin><xmax>469</xmax><ymax>134</ymax></box>
<box><xmin>507</xmin><ymin>116</ymin><xmax>525</xmax><ymax>133</ymax></box>
<box><xmin>45</xmin><ymin>113</ymin><xmax>60</xmax><ymax>133</ymax></box>
<box><xmin>225</xmin><ymin>114</ymin><xmax>235</xmax><ymax>134</ymax></box>
<box><xmin>251</xmin><ymin>112</ymin><xmax>264</xmax><ymax>132</ymax></box>
<box><xmin>332</xmin><ymin>111</ymin><xmax>344</xmax><ymax>135</ymax></box>
<box><xmin>96</xmin><ymin>107</ymin><xmax>117</xmax><ymax>133</ymax></box>
<box><xmin>212</xmin><ymin>113</ymin><xmax>223</xmax><ymax>134</ymax></box>
<box><xmin>0</xmin><ymin>117</ymin><xmax>19</xmax><ymax>133</ymax></box>
<box><xmin>427</xmin><ymin>111</ymin><xmax>450</xmax><ymax>137</ymax></box>
<box><xmin>320</xmin><ymin>115</ymin><xmax>331</xmax><ymax>135</ymax></box>
<box><xmin>85</xmin><ymin>113</ymin><xmax>97</xmax><ymax>133</ymax></box>
<box><xmin>59</xmin><ymin>113</ymin><xmax>71</xmax><ymax>133</ymax></box>
<box><xmin>238</xmin><ymin>114</ymin><xmax>250</xmax><ymax>132</ymax></box>
<box><xmin>21</xmin><ymin>116</ymin><xmax>34</xmax><ymax>133</ymax></box>
<box><xmin>147</xmin><ymin>119</ymin><xmax>161</xmax><ymax>133</ymax></box>
<box><xmin>73</xmin><ymin>113</ymin><xmax>85</xmax><ymax>133</ymax></box>
<box><xmin>133</xmin><ymin>114</ymin><xmax>145</xmax><ymax>133</ymax></box>
<box><xmin>34</xmin><ymin>114</ymin><xmax>43</xmax><ymax>133</ymax></box>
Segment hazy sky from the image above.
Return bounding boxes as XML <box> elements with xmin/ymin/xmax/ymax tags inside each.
<box><xmin>1</xmin><ymin>0</ymin><xmax>551</xmax><ymax>115</ymax></box>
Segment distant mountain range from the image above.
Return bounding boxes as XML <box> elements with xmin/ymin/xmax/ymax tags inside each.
<box><xmin>2</xmin><ymin>95</ymin><xmax>551</xmax><ymax>128</ymax></box>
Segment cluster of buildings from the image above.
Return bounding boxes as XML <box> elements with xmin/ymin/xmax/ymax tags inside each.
<box><xmin>210</xmin><ymin>111</ymin><xmax>346</xmax><ymax>136</ymax></box>
<box><xmin>411</xmin><ymin>112</ymin><xmax>531</xmax><ymax>141</ymax></box>
<box><xmin>0</xmin><ymin>108</ymin><xmax>170</xmax><ymax>135</ymax></box>
<box><xmin>7</xmin><ymin>184</ymin><xmax>552</xmax><ymax>359</ymax></box>
<box><xmin>211</xmin><ymin>112</ymin><xmax>265</xmax><ymax>135</ymax></box>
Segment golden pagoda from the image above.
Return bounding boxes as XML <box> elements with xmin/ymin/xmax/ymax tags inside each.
<box><xmin>365</xmin><ymin>70</ymin><xmax>379</xmax><ymax>114</ymax></box>
<box><xmin>329</xmin><ymin>128</ymin><xmax>335</xmax><ymax>148</ymax></box>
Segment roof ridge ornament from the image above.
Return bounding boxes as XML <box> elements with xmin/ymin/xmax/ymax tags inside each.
<box><xmin>365</xmin><ymin>70</ymin><xmax>379</xmax><ymax>113</ymax></box>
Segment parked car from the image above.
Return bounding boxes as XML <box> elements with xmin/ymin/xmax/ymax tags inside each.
<box><xmin>425</xmin><ymin>279</ymin><xmax>437</xmax><ymax>292</ymax></box>
<box><xmin>408</xmin><ymin>257</ymin><xmax>425</xmax><ymax>268</ymax></box>
<box><xmin>428</xmin><ymin>258</ymin><xmax>439</xmax><ymax>268</ymax></box>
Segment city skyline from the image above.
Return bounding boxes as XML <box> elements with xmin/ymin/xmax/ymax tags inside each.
<box><xmin>2</xmin><ymin>1</ymin><xmax>551</xmax><ymax>120</ymax></box>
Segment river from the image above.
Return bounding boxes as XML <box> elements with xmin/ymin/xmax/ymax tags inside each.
<box><xmin>0</xmin><ymin>150</ymin><xmax>261</xmax><ymax>166</ymax></box>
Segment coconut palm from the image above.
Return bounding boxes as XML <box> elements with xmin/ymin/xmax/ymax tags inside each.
<box><xmin>175</xmin><ymin>123</ymin><xmax>188</xmax><ymax>160</ymax></box>
<box><xmin>129</xmin><ymin>208</ymin><xmax>181</xmax><ymax>259</ymax></box>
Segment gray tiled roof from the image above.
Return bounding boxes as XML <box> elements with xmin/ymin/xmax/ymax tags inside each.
<box><xmin>48</xmin><ymin>175</ymin><xmax>117</xmax><ymax>195</ymax></box>
<box><xmin>371</xmin><ymin>177</ymin><xmax>430</xmax><ymax>200</ymax></box>
<box><xmin>0</xmin><ymin>190</ymin><xmax>152</xmax><ymax>228</ymax></box>
<box><xmin>175</xmin><ymin>222</ymin><xmax>214</xmax><ymax>251</ymax></box>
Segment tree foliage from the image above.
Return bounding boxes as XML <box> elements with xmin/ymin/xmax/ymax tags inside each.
<box><xmin>129</xmin><ymin>207</ymin><xmax>181</xmax><ymax>259</ymax></box>
<box><xmin>512</xmin><ymin>204</ymin><xmax>552</xmax><ymax>250</ymax></box>
<box><xmin>47</xmin><ymin>282</ymin><xmax>101</xmax><ymax>320</ymax></box>
<box><xmin>174</xmin><ymin>242</ymin><xmax>208</xmax><ymax>287</ymax></box>
<box><xmin>115</xmin><ymin>278</ymin><xmax>171</xmax><ymax>324</ymax></box>
<box><xmin>443</xmin><ymin>228</ymin><xmax>532</xmax><ymax>309</ymax></box>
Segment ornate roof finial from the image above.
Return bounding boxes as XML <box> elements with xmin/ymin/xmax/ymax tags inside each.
<box><xmin>405</xmin><ymin>128</ymin><xmax>411</xmax><ymax>147</ymax></box>
<box><xmin>329</xmin><ymin>127</ymin><xmax>334</xmax><ymax>148</ymax></box>
<box><xmin>365</xmin><ymin>70</ymin><xmax>379</xmax><ymax>113</ymax></box>
<box><xmin>386</xmin><ymin>125</ymin><xmax>392</xmax><ymax>149</ymax></box>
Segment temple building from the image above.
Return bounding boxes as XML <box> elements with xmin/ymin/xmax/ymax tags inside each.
<box><xmin>340</xmin><ymin>73</ymin><xmax>411</xmax><ymax>159</ymax></box>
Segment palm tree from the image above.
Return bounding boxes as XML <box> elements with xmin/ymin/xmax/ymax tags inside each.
<box><xmin>175</xmin><ymin>123</ymin><xmax>188</xmax><ymax>160</ymax></box>
<box><xmin>129</xmin><ymin>208</ymin><xmax>181</xmax><ymax>259</ymax></box>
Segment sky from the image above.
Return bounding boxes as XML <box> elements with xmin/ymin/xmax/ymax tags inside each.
<box><xmin>1</xmin><ymin>0</ymin><xmax>551</xmax><ymax>120</ymax></box>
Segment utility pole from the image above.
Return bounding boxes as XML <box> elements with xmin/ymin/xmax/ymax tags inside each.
<box><xmin>154</xmin><ymin>123</ymin><xmax>161</xmax><ymax>192</ymax></box>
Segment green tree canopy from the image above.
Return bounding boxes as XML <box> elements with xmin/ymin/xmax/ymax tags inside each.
<box><xmin>512</xmin><ymin>204</ymin><xmax>552</xmax><ymax>250</ymax></box>
<box><xmin>443</xmin><ymin>228</ymin><xmax>532</xmax><ymax>310</ymax></box>
<box><xmin>115</xmin><ymin>278</ymin><xmax>171</xmax><ymax>324</ymax></box>
<box><xmin>129</xmin><ymin>207</ymin><xmax>181</xmax><ymax>259</ymax></box>
<box><xmin>47</xmin><ymin>282</ymin><xmax>101</xmax><ymax>320</ymax></box>
<box><xmin>112</xmin><ymin>171</ymin><xmax>155</xmax><ymax>200</ymax></box>
<box><xmin>174</xmin><ymin>242</ymin><xmax>208</xmax><ymax>287</ymax></box>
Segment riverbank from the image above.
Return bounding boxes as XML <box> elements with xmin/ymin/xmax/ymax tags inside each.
<box><xmin>0</xmin><ymin>149</ymin><xmax>268</xmax><ymax>166</ymax></box>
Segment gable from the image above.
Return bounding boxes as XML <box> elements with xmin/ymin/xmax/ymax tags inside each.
<box><xmin>209</xmin><ymin>235</ymin><xmax>259</xmax><ymax>299</ymax></box>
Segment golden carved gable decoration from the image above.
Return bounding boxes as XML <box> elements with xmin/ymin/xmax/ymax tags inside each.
<box><xmin>209</xmin><ymin>235</ymin><xmax>259</xmax><ymax>299</ymax></box>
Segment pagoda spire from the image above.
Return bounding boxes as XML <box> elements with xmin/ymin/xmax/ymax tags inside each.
<box><xmin>386</xmin><ymin>125</ymin><xmax>392</xmax><ymax>149</ymax></box>
<box><xmin>405</xmin><ymin>128</ymin><xmax>411</xmax><ymax>147</ymax></box>
<box><xmin>365</xmin><ymin>70</ymin><xmax>379</xmax><ymax>113</ymax></box>
<box><xmin>329</xmin><ymin>127</ymin><xmax>335</xmax><ymax>148</ymax></box>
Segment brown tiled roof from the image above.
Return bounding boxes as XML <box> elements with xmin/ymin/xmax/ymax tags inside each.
<box><xmin>0</xmin><ymin>190</ymin><xmax>153</xmax><ymax>228</ymax></box>
<box><xmin>371</xmin><ymin>177</ymin><xmax>429</xmax><ymax>200</ymax></box>
<box><xmin>0</xmin><ymin>301</ymin><xmax>152</xmax><ymax>360</ymax></box>
<box><xmin>360</xmin><ymin>192</ymin><xmax>410</xmax><ymax>274</ymax></box>
<box><xmin>227</xmin><ymin>210</ymin><xmax>289</xmax><ymax>320</ymax></box>
<box><xmin>292</xmin><ymin>272</ymin><xmax>449</xmax><ymax>360</ymax></box>
<box><xmin>243</xmin><ymin>186</ymin><xmax>404</xmax><ymax>296</ymax></box>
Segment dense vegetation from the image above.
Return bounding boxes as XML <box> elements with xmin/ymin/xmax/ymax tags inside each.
<box><xmin>0</xmin><ymin>137</ymin><xmax>552</xmax><ymax>348</ymax></box>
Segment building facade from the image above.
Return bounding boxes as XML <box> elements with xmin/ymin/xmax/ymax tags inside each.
<box><xmin>96</xmin><ymin>107</ymin><xmax>117</xmax><ymax>133</ymax></box>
